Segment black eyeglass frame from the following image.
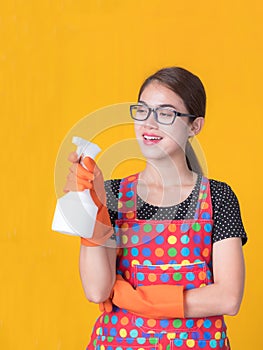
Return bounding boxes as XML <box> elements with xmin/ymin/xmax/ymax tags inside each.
<box><xmin>130</xmin><ymin>104</ymin><xmax>197</xmax><ymax>125</ymax></box>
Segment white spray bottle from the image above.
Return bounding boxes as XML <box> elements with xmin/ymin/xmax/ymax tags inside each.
<box><xmin>52</xmin><ymin>136</ymin><xmax>101</xmax><ymax>238</ymax></box>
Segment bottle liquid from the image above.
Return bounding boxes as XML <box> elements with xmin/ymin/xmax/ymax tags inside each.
<box><xmin>52</xmin><ymin>136</ymin><xmax>101</xmax><ymax>238</ymax></box>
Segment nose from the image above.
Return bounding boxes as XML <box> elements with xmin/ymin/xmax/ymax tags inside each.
<box><xmin>144</xmin><ymin>109</ymin><xmax>158</xmax><ymax>128</ymax></box>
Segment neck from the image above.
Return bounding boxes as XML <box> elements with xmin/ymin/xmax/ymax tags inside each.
<box><xmin>140</xmin><ymin>152</ymin><xmax>196</xmax><ymax>187</ymax></box>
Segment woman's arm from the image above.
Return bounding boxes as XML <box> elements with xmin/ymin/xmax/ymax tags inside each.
<box><xmin>184</xmin><ymin>237</ymin><xmax>245</xmax><ymax>317</ymax></box>
<box><xmin>79</xmin><ymin>240</ymin><xmax>117</xmax><ymax>303</ymax></box>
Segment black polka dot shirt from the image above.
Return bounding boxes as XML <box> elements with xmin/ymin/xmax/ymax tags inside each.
<box><xmin>105</xmin><ymin>173</ymin><xmax>247</xmax><ymax>245</ymax></box>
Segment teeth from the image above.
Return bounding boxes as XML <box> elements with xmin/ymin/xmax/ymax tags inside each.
<box><xmin>144</xmin><ymin>135</ymin><xmax>162</xmax><ymax>140</ymax></box>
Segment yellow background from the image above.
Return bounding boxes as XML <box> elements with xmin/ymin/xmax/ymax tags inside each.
<box><xmin>0</xmin><ymin>0</ymin><xmax>262</xmax><ymax>349</ymax></box>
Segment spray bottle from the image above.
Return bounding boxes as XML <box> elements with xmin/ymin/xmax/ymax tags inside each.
<box><xmin>52</xmin><ymin>136</ymin><xmax>101</xmax><ymax>238</ymax></box>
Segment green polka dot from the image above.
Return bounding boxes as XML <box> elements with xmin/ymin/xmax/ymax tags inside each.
<box><xmin>202</xmin><ymin>192</ymin><xmax>207</xmax><ymax>199</ymax></box>
<box><xmin>168</xmin><ymin>247</ymin><xmax>177</xmax><ymax>257</ymax></box>
<box><xmin>192</xmin><ymin>222</ymin><xmax>201</xmax><ymax>232</ymax></box>
<box><xmin>107</xmin><ymin>336</ymin><xmax>114</xmax><ymax>342</ymax></box>
<box><xmin>104</xmin><ymin>315</ymin><xmax>109</xmax><ymax>324</ymax></box>
<box><xmin>126</xmin><ymin>200</ymin><xmax>134</xmax><ymax>208</ymax></box>
<box><xmin>173</xmin><ymin>319</ymin><xmax>183</xmax><ymax>328</ymax></box>
<box><xmin>166</xmin><ymin>345</ymin><xmax>171</xmax><ymax>350</ymax></box>
<box><xmin>93</xmin><ymin>339</ymin><xmax>97</xmax><ymax>346</ymax></box>
<box><xmin>122</xmin><ymin>248</ymin><xmax>128</xmax><ymax>256</ymax></box>
<box><xmin>143</xmin><ymin>224</ymin><xmax>152</xmax><ymax>232</ymax></box>
<box><xmin>149</xmin><ymin>338</ymin><xmax>159</xmax><ymax>345</ymax></box>
<box><xmin>173</xmin><ymin>272</ymin><xmax>182</xmax><ymax>281</ymax></box>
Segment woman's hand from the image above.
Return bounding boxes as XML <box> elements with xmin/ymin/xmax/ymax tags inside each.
<box><xmin>63</xmin><ymin>151</ymin><xmax>114</xmax><ymax>246</ymax></box>
<box><xmin>63</xmin><ymin>151</ymin><xmax>95</xmax><ymax>192</ymax></box>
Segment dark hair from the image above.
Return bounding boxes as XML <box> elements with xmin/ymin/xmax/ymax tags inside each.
<box><xmin>138</xmin><ymin>67</ymin><xmax>206</xmax><ymax>174</ymax></box>
<box><xmin>138</xmin><ymin>67</ymin><xmax>206</xmax><ymax>118</ymax></box>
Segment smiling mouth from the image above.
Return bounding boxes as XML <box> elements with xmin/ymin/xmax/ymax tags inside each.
<box><xmin>143</xmin><ymin>134</ymin><xmax>163</xmax><ymax>141</ymax></box>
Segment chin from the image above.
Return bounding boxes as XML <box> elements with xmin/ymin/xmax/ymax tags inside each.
<box><xmin>138</xmin><ymin>140</ymin><xmax>177</xmax><ymax>162</ymax></box>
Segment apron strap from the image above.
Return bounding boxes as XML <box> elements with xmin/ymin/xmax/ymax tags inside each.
<box><xmin>193</xmin><ymin>176</ymin><xmax>213</xmax><ymax>220</ymax></box>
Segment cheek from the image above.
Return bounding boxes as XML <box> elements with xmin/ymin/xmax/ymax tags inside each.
<box><xmin>163</xmin><ymin>120</ymin><xmax>190</xmax><ymax>145</ymax></box>
<box><xmin>134</xmin><ymin>122</ymin><xmax>143</xmax><ymax>138</ymax></box>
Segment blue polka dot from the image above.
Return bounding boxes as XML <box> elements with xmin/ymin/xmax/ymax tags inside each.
<box><xmin>160</xmin><ymin>319</ymin><xmax>169</xmax><ymax>328</ymax></box>
<box><xmin>127</xmin><ymin>182</ymin><xmax>134</xmax><ymax>188</ymax></box>
<box><xmin>181</xmin><ymin>235</ymin><xmax>190</xmax><ymax>244</ymax></box>
<box><xmin>142</xmin><ymin>235</ymin><xmax>151</xmax><ymax>244</ymax></box>
<box><xmin>204</xmin><ymin>223</ymin><xmax>212</xmax><ymax>232</ymax></box>
<box><xmin>194</xmin><ymin>247</ymin><xmax>201</xmax><ymax>256</ymax></box>
<box><xmin>155</xmin><ymin>235</ymin><xmax>164</xmax><ymax>244</ymax></box>
<box><xmin>174</xmin><ymin>339</ymin><xmax>183</xmax><ymax>346</ymax></box>
<box><xmin>201</xmin><ymin>212</ymin><xmax>211</xmax><ymax>219</ymax></box>
<box><xmin>126</xmin><ymin>190</ymin><xmax>134</xmax><ymax>198</ymax></box>
<box><xmin>111</xmin><ymin>315</ymin><xmax>118</xmax><ymax>325</ymax></box>
<box><xmin>204</xmin><ymin>236</ymin><xmax>211</xmax><ymax>245</ymax></box>
<box><xmin>156</xmin><ymin>260</ymin><xmax>164</xmax><ymax>265</ymax></box>
<box><xmin>135</xmin><ymin>318</ymin><xmax>144</xmax><ymax>327</ymax></box>
<box><xmin>156</xmin><ymin>224</ymin><xmax>165</xmax><ymax>233</ymax></box>
<box><xmin>130</xmin><ymin>329</ymin><xmax>138</xmax><ymax>338</ymax></box>
<box><xmin>132</xmin><ymin>223</ymin><xmax>140</xmax><ymax>232</ymax></box>
<box><xmin>131</xmin><ymin>235</ymin><xmax>139</xmax><ymax>244</ymax></box>
<box><xmin>110</xmin><ymin>328</ymin><xmax>117</xmax><ymax>336</ymax></box>
<box><xmin>186</xmin><ymin>319</ymin><xmax>194</xmax><ymax>328</ymax></box>
<box><xmin>207</xmin><ymin>270</ymin><xmax>212</xmax><ymax>280</ymax></box>
<box><xmin>142</xmin><ymin>248</ymin><xmax>151</xmax><ymax>257</ymax></box>
<box><xmin>137</xmin><ymin>337</ymin><xmax>146</xmax><ymax>344</ymax></box>
<box><xmin>210</xmin><ymin>340</ymin><xmax>217</xmax><ymax>348</ymax></box>
<box><xmin>131</xmin><ymin>247</ymin><xmax>139</xmax><ymax>257</ymax></box>
<box><xmin>169</xmin><ymin>259</ymin><xmax>177</xmax><ymax>264</ymax></box>
<box><xmin>219</xmin><ymin>339</ymin><xmax>224</xmax><ymax>347</ymax></box>
<box><xmin>179</xmin><ymin>332</ymin><xmax>188</xmax><ymax>339</ymax></box>
<box><xmin>118</xmin><ymin>192</ymin><xmax>123</xmax><ymax>199</ymax></box>
<box><xmin>122</xmin><ymin>259</ymin><xmax>130</xmax><ymax>267</ymax></box>
<box><xmin>191</xmin><ymin>331</ymin><xmax>200</xmax><ymax>340</ymax></box>
<box><xmin>204</xmin><ymin>319</ymin><xmax>212</xmax><ymax>328</ymax></box>
<box><xmin>186</xmin><ymin>283</ymin><xmax>195</xmax><ymax>290</ymax></box>
<box><xmin>193</xmin><ymin>234</ymin><xmax>201</xmax><ymax>244</ymax></box>
<box><xmin>180</xmin><ymin>223</ymin><xmax>190</xmax><ymax>232</ymax></box>
<box><xmin>107</xmin><ymin>347</ymin><xmax>113</xmax><ymax>350</ymax></box>
<box><xmin>137</xmin><ymin>272</ymin><xmax>145</xmax><ymax>281</ymax></box>
<box><xmin>160</xmin><ymin>273</ymin><xmax>170</xmax><ymax>283</ymax></box>
<box><xmin>198</xmin><ymin>340</ymin><xmax>207</xmax><ymax>348</ymax></box>
<box><xmin>204</xmin><ymin>332</ymin><xmax>211</xmax><ymax>340</ymax></box>
<box><xmin>143</xmin><ymin>260</ymin><xmax>152</xmax><ymax>266</ymax></box>
<box><xmin>181</xmin><ymin>247</ymin><xmax>190</xmax><ymax>256</ymax></box>
<box><xmin>186</xmin><ymin>272</ymin><xmax>195</xmax><ymax>281</ymax></box>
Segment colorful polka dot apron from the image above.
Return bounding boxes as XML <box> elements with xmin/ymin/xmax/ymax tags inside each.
<box><xmin>88</xmin><ymin>174</ymin><xmax>230</xmax><ymax>350</ymax></box>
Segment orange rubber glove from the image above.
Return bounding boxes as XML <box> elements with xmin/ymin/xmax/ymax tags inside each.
<box><xmin>64</xmin><ymin>152</ymin><xmax>114</xmax><ymax>246</ymax></box>
<box><xmin>99</xmin><ymin>275</ymin><xmax>184</xmax><ymax>318</ymax></box>
<box><xmin>99</xmin><ymin>298</ymin><xmax>113</xmax><ymax>313</ymax></box>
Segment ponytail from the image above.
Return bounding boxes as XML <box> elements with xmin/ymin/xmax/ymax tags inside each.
<box><xmin>185</xmin><ymin>140</ymin><xmax>203</xmax><ymax>175</ymax></box>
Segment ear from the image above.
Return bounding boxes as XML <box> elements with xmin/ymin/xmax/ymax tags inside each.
<box><xmin>188</xmin><ymin>117</ymin><xmax>205</xmax><ymax>137</ymax></box>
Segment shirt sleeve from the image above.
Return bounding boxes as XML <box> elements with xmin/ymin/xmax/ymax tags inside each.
<box><xmin>210</xmin><ymin>180</ymin><xmax>247</xmax><ymax>245</ymax></box>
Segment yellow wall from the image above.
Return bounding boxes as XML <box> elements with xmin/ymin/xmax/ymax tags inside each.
<box><xmin>0</xmin><ymin>0</ymin><xmax>262</xmax><ymax>349</ymax></box>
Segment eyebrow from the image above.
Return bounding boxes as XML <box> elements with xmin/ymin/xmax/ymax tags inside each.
<box><xmin>138</xmin><ymin>100</ymin><xmax>178</xmax><ymax>110</ymax></box>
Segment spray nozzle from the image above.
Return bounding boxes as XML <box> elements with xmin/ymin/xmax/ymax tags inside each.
<box><xmin>72</xmin><ymin>136</ymin><xmax>101</xmax><ymax>160</ymax></box>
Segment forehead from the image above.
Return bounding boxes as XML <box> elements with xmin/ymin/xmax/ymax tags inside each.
<box><xmin>139</xmin><ymin>82</ymin><xmax>186</xmax><ymax>110</ymax></box>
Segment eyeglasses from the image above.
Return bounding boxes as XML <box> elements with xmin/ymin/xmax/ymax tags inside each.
<box><xmin>130</xmin><ymin>104</ymin><xmax>197</xmax><ymax>125</ymax></box>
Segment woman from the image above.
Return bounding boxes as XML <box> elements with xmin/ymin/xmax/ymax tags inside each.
<box><xmin>64</xmin><ymin>67</ymin><xmax>247</xmax><ymax>349</ymax></box>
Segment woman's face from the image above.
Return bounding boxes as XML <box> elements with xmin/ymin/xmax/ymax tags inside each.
<box><xmin>134</xmin><ymin>81</ymin><xmax>193</xmax><ymax>162</ymax></box>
